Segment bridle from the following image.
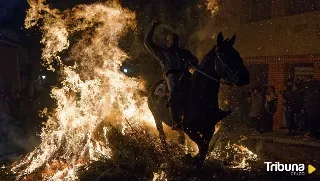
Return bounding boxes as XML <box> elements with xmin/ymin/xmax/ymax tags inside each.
<box><xmin>188</xmin><ymin>51</ymin><xmax>240</xmax><ymax>86</ymax></box>
<box><xmin>216</xmin><ymin>52</ymin><xmax>240</xmax><ymax>84</ymax></box>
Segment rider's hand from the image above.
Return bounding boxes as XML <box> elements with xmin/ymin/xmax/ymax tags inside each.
<box><xmin>152</xmin><ymin>18</ymin><xmax>161</xmax><ymax>27</ymax></box>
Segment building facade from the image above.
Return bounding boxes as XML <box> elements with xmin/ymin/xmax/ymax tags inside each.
<box><xmin>0</xmin><ymin>39</ymin><xmax>29</xmax><ymax>95</ymax></box>
<box><xmin>237</xmin><ymin>0</ymin><xmax>320</xmax><ymax>128</ymax></box>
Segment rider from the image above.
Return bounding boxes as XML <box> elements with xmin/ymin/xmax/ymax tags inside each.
<box><xmin>144</xmin><ymin>18</ymin><xmax>198</xmax><ymax>130</ymax></box>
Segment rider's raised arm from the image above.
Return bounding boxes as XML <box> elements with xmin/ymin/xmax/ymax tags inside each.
<box><xmin>144</xmin><ymin>19</ymin><xmax>163</xmax><ymax>60</ymax></box>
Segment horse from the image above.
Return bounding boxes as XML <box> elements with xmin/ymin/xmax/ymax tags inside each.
<box><xmin>147</xmin><ymin>32</ymin><xmax>250</xmax><ymax>165</ymax></box>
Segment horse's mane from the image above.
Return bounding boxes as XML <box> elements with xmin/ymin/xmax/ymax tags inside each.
<box><xmin>198</xmin><ymin>45</ymin><xmax>217</xmax><ymax>71</ymax></box>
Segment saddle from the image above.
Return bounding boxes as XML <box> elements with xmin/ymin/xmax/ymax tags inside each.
<box><xmin>153</xmin><ymin>74</ymin><xmax>232</xmax><ymax>122</ymax></box>
<box><xmin>154</xmin><ymin>73</ymin><xmax>192</xmax><ymax>114</ymax></box>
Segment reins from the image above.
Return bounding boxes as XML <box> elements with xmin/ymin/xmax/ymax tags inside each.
<box><xmin>189</xmin><ymin>63</ymin><xmax>235</xmax><ymax>86</ymax></box>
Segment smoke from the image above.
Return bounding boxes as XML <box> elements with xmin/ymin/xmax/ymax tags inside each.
<box><xmin>0</xmin><ymin>108</ymin><xmax>40</xmax><ymax>163</ymax></box>
<box><xmin>118</xmin><ymin>0</ymin><xmax>239</xmax><ymax>70</ymax></box>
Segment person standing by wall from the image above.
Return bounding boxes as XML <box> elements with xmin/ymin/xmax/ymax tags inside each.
<box><xmin>304</xmin><ymin>77</ymin><xmax>320</xmax><ymax>140</ymax></box>
<box><xmin>281</xmin><ymin>80</ymin><xmax>302</xmax><ymax>136</ymax></box>
<box><xmin>249</xmin><ymin>86</ymin><xmax>264</xmax><ymax>135</ymax></box>
<box><xmin>298</xmin><ymin>76</ymin><xmax>308</xmax><ymax>133</ymax></box>
<box><xmin>264</xmin><ymin>86</ymin><xmax>277</xmax><ymax>132</ymax></box>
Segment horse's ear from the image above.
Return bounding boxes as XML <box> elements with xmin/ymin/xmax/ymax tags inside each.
<box><xmin>229</xmin><ymin>33</ymin><xmax>236</xmax><ymax>46</ymax></box>
<box><xmin>217</xmin><ymin>32</ymin><xmax>223</xmax><ymax>46</ymax></box>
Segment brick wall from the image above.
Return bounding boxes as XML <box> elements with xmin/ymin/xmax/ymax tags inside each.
<box><xmin>268</xmin><ymin>63</ymin><xmax>286</xmax><ymax>128</ymax></box>
<box><xmin>314</xmin><ymin>62</ymin><xmax>320</xmax><ymax>80</ymax></box>
<box><xmin>244</xmin><ymin>54</ymin><xmax>320</xmax><ymax>129</ymax></box>
<box><xmin>244</xmin><ymin>54</ymin><xmax>320</xmax><ymax>64</ymax></box>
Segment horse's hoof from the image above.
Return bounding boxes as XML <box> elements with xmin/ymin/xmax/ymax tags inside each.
<box><xmin>192</xmin><ymin>155</ymin><xmax>205</xmax><ymax>168</ymax></box>
<box><xmin>183</xmin><ymin>153</ymin><xmax>193</xmax><ymax>164</ymax></box>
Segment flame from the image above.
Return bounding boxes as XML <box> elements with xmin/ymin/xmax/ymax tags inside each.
<box><xmin>12</xmin><ymin>0</ymin><xmax>155</xmax><ymax>180</ymax></box>
<box><xmin>207</xmin><ymin>141</ymin><xmax>258</xmax><ymax>170</ymax></box>
<box><xmin>230</xmin><ymin>144</ymin><xmax>258</xmax><ymax>169</ymax></box>
<box><xmin>214</xmin><ymin>120</ymin><xmax>222</xmax><ymax>135</ymax></box>
<box><xmin>205</xmin><ymin>0</ymin><xmax>221</xmax><ymax>15</ymax></box>
<box><xmin>152</xmin><ymin>170</ymin><xmax>167</xmax><ymax>181</ymax></box>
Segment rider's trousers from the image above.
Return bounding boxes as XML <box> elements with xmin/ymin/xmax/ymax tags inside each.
<box><xmin>165</xmin><ymin>71</ymin><xmax>181</xmax><ymax>125</ymax></box>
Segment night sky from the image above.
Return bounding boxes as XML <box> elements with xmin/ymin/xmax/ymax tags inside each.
<box><xmin>0</xmin><ymin>0</ymin><xmax>28</xmax><ymax>42</ymax></box>
<box><xmin>0</xmin><ymin>0</ymin><xmax>198</xmax><ymax>43</ymax></box>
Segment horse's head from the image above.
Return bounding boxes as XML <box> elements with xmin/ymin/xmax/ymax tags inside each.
<box><xmin>214</xmin><ymin>32</ymin><xmax>250</xmax><ymax>86</ymax></box>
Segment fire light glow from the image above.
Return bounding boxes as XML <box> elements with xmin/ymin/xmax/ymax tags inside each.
<box><xmin>11</xmin><ymin>0</ymin><xmax>258</xmax><ymax>180</ymax></box>
<box><xmin>206</xmin><ymin>0</ymin><xmax>220</xmax><ymax>15</ymax></box>
<box><xmin>11</xmin><ymin>0</ymin><xmax>155</xmax><ymax>180</ymax></box>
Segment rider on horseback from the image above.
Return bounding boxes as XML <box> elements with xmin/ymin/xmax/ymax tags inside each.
<box><xmin>144</xmin><ymin>18</ymin><xmax>198</xmax><ymax>130</ymax></box>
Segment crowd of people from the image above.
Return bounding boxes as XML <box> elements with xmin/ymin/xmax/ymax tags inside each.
<box><xmin>0</xmin><ymin>89</ymin><xmax>26</xmax><ymax>121</ymax></box>
<box><xmin>247</xmin><ymin>76</ymin><xmax>320</xmax><ymax>140</ymax></box>
<box><xmin>280</xmin><ymin>77</ymin><xmax>320</xmax><ymax>140</ymax></box>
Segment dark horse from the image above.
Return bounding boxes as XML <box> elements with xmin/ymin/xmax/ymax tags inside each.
<box><xmin>148</xmin><ymin>32</ymin><xmax>250</xmax><ymax>164</ymax></box>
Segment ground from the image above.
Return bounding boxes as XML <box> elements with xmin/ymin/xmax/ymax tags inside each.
<box><xmin>0</xmin><ymin>121</ymin><xmax>320</xmax><ymax>181</ymax></box>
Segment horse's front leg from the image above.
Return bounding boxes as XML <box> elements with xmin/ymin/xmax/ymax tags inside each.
<box><xmin>198</xmin><ymin>127</ymin><xmax>215</xmax><ymax>161</ymax></box>
<box><xmin>184</xmin><ymin>129</ymin><xmax>203</xmax><ymax>148</ymax></box>
<box><xmin>187</xmin><ymin>127</ymin><xmax>215</xmax><ymax>167</ymax></box>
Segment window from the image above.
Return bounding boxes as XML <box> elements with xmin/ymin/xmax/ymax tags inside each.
<box><xmin>289</xmin><ymin>0</ymin><xmax>319</xmax><ymax>15</ymax></box>
<box><xmin>250</xmin><ymin>0</ymin><xmax>272</xmax><ymax>22</ymax></box>
<box><xmin>294</xmin><ymin>65</ymin><xmax>314</xmax><ymax>80</ymax></box>
<box><xmin>288</xmin><ymin>63</ymin><xmax>314</xmax><ymax>81</ymax></box>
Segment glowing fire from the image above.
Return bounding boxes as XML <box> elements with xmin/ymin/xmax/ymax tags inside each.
<box><xmin>10</xmin><ymin>0</ymin><xmax>255</xmax><ymax>180</ymax></box>
<box><xmin>152</xmin><ymin>170</ymin><xmax>167</xmax><ymax>181</ymax></box>
<box><xmin>12</xmin><ymin>0</ymin><xmax>154</xmax><ymax>180</ymax></box>
<box><xmin>207</xmin><ymin>141</ymin><xmax>258</xmax><ymax>170</ymax></box>
<box><xmin>214</xmin><ymin>120</ymin><xmax>222</xmax><ymax>135</ymax></box>
<box><xmin>206</xmin><ymin>0</ymin><xmax>221</xmax><ymax>15</ymax></box>
<box><xmin>230</xmin><ymin>144</ymin><xmax>258</xmax><ymax>169</ymax></box>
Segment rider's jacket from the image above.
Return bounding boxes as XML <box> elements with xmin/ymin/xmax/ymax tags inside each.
<box><xmin>144</xmin><ymin>25</ymin><xmax>198</xmax><ymax>75</ymax></box>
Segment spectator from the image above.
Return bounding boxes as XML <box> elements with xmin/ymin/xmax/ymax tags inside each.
<box><xmin>281</xmin><ymin>81</ymin><xmax>303</xmax><ymax>136</ymax></box>
<box><xmin>292</xmin><ymin>84</ymin><xmax>304</xmax><ymax>133</ymax></box>
<box><xmin>264</xmin><ymin>86</ymin><xmax>277</xmax><ymax>132</ymax></box>
<box><xmin>249</xmin><ymin>86</ymin><xmax>264</xmax><ymax>135</ymax></box>
<box><xmin>279</xmin><ymin>85</ymin><xmax>288</xmax><ymax>129</ymax></box>
<box><xmin>296</xmin><ymin>76</ymin><xmax>308</xmax><ymax>132</ymax></box>
<box><xmin>10</xmin><ymin>90</ymin><xmax>22</xmax><ymax>120</ymax></box>
<box><xmin>304</xmin><ymin>77</ymin><xmax>320</xmax><ymax>140</ymax></box>
<box><xmin>0</xmin><ymin>92</ymin><xmax>10</xmax><ymax>118</ymax></box>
